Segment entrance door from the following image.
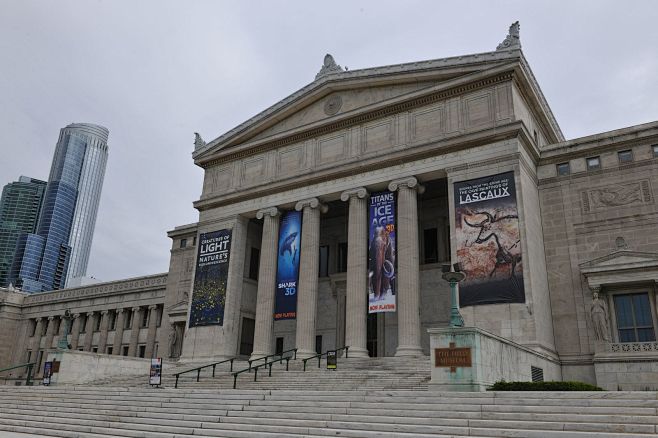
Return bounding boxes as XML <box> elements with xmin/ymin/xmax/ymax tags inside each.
<box><xmin>367</xmin><ymin>313</ymin><xmax>377</xmax><ymax>357</ymax></box>
<box><xmin>239</xmin><ymin>317</ymin><xmax>255</xmax><ymax>356</ymax></box>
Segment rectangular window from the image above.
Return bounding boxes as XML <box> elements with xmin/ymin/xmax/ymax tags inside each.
<box><xmin>586</xmin><ymin>156</ymin><xmax>601</xmax><ymax>171</ymax></box>
<box><xmin>653</xmin><ymin>144</ymin><xmax>658</xmax><ymax>158</ymax></box>
<box><xmin>92</xmin><ymin>347</ymin><xmax>98</xmax><ymax>353</ymax></box>
<box><xmin>138</xmin><ymin>345</ymin><xmax>146</xmax><ymax>358</ymax></box>
<box><xmin>107</xmin><ymin>346</ymin><xmax>113</xmax><ymax>355</ymax></box>
<box><xmin>618</xmin><ymin>150</ymin><xmax>633</xmax><ymax>164</ymax></box>
<box><xmin>180</xmin><ymin>238</ymin><xmax>187</xmax><ymax>248</ymax></box>
<box><xmin>337</xmin><ymin>242</ymin><xmax>348</xmax><ymax>273</ymax></box>
<box><xmin>614</xmin><ymin>293</ymin><xmax>656</xmax><ymax>342</ymax></box>
<box><xmin>192</xmin><ymin>236</ymin><xmax>197</xmax><ymax>246</ymax></box>
<box><xmin>319</xmin><ymin>246</ymin><xmax>329</xmax><ymax>277</ymax></box>
<box><xmin>423</xmin><ymin>228</ymin><xmax>439</xmax><ymax>264</ymax></box>
<box><xmin>556</xmin><ymin>162</ymin><xmax>570</xmax><ymax>176</ymax></box>
<box><xmin>122</xmin><ymin>346</ymin><xmax>129</xmax><ymax>356</ymax></box>
<box><xmin>248</xmin><ymin>247</ymin><xmax>260</xmax><ymax>280</ymax></box>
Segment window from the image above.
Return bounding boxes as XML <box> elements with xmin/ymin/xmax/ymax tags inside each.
<box><xmin>248</xmin><ymin>247</ymin><xmax>260</xmax><ymax>280</ymax></box>
<box><xmin>618</xmin><ymin>150</ymin><xmax>633</xmax><ymax>164</ymax></box>
<box><xmin>319</xmin><ymin>246</ymin><xmax>329</xmax><ymax>277</ymax></box>
<box><xmin>653</xmin><ymin>144</ymin><xmax>658</xmax><ymax>158</ymax></box>
<box><xmin>586</xmin><ymin>156</ymin><xmax>601</xmax><ymax>171</ymax></box>
<box><xmin>92</xmin><ymin>347</ymin><xmax>98</xmax><ymax>353</ymax></box>
<box><xmin>141</xmin><ymin>309</ymin><xmax>149</xmax><ymax>328</ymax></box>
<box><xmin>107</xmin><ymin>346</ymin><xmax>113</xmax><ymax>355</ymax></box>
<box><xmin>337</xmin><ymin>242</ymin><xmax>348</xmax><ymax>273</ymax></box>
<box><xmin>556</xmin><ymin>162</ymin><xmax>570</xmax><ymax>176</ymax></box>
<box><xmin>122</xmin><ymin>346</ymin><xmax>129</xmax><ymax>356</ymax></box>
<box><xmin>180</xmin><ymin>238</ymin><xmax>187</xmax><ymax>248</ymax></box>
<box><xmin>423</xmin><ymin>228</ymin><xmax>439</xmax><ymax>264</ymax></box>
<box><xmin>138</xmin><ymin>345</ymin><xmax>146</xmax><ymax>358</ymax></box>
<box><xmin>614</xmin><ymin>293</ymin><xmax>656</xmax><ymax>342</ymax></box>
<box><xmin>192</xmin><ymin>236</ymin><xmax>197</xmax><ymax>246</ymax></box>
<box><xmin>315</xmin><ymin>335</ymin><xmax>323</xmax><ymax>355</ymax></box>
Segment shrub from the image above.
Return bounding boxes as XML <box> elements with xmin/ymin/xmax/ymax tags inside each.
<box><xmin>489</xmin><ymin>381</ymin><xmax>603</xmax><ymax>391</ymax></box>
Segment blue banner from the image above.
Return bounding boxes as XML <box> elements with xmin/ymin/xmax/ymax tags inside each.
<box><xmin>274</xmin><ymin>211</ymin><xmax>302</xmax><ymax>320</ymax></box>
<box><xmin>189</xmin><ymin>229</ymin><xmax>231</xmax><ymax>327</ymax></box>
<box><xmin>368</xmin><ymin>191</ymin><xmax>397</xmax><ymax>313</ymax></box>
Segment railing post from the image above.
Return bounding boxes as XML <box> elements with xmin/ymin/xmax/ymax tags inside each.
<box><xmin>286</xmin><ymin>357</ymin><xmax>290</xmax><ymax>371</ymax></box>
<box><xmin>268</xmin><ymin>362</ymin><xmax>272</xmax><ymax>377</ymax></box>
<box><xmin>248</xmin><ymin>360</ymin><xmax>252</xmax><ymax>371</ymax></box>
<box><xmin>175</xmin><ymin>374</ymin><xmax>179</xmax><ymax>389</ymax></box>
<box><xmin>212</xmin><ymin>364</ymin><xmax>216</xmax><ymax>378</ymax></box>
<box><xmin>233</xmin><ymin>374</ymin><xmax>237</xmax><ymax>389</ymax></box>
<box><xmin>318</xmin><ymin>355</ymin><xmax>321</xmax><ymax>368</ymax></box>
<box><xmin>303</xmin><ymin>360</ymin><xmax>307</xmax><ymax>372</ymax></box>
<box><xmin>254</xmin><ymin>367</ymin><xmax>258</xmax><ymax>382</ymax></box>
<box><xmin>346</xmin><ymin>346</ymin><xmax>349</xmax><ymax>358</ymax></box>
<box><xmin>294</xmin><ymin>349</ymin><xmax>297</xmax><ymax>360</ymax></box>
<box><xmin>197</xmin><ymin>369</ymin><xmax>200</xmax><ymax>382</ymax></box>
<box><xmin>230</xmin><ymin>358</ymin><xmax>234</xmax><ymax>372</ymax></box>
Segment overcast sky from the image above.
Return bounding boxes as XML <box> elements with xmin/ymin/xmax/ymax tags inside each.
<box><xmin>1</xmin><ymin>0</ymin><xmax>657</xmax><ymax>283</ymax></box>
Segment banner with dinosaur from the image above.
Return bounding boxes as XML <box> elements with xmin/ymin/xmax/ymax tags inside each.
<box><xmin>454</xmin><ymin>172</ymin><xmax>525</xmax><ymax>306</ymax></box>
<box><xmin>368</xmin><ymin>191</ymin><xmax>397</xmax><ymax>313</ymax></box>
<box><xmin>274</xmin><ymin>210</ymin><xmax>302</xmax><ymax>320</ymax></box>
<box><xmin>189</xmin><ymin>229</ymin><xmax>232</xmax><ymax>327</ymax></box>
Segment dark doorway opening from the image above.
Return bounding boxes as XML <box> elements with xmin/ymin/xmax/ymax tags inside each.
<box><xmin>239</xmin><ymin>317</ymin><xmax>255</xmax><ymax>356</ymax></box>
<box><xmin>275</xmin><ymin>337</ymin><xmax>284</xmax><ymax>355</ymax></box>
<box><xmin>367</xmin><ymin>313</ymin><xmax>378</xmax><ymax>357</ymax></box>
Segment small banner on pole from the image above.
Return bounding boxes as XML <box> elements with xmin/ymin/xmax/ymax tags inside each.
<box><xmin>326</xmin><ymin>350</ymin><xmax>337</xmax><ymax>370</ymax></box>
<box><xmin>42</xmin><ymin>361</ymin><xmax>53</xmax><ymax>386</ymax></box>
<box><xmin>149</xmin><ymin>358</ymin><xmax>162</xmax><ymax>386</ymax></box>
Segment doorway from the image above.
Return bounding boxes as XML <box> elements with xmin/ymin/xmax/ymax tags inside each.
<box><xmin>367</xmin><ymin>313</ymin><xmax>378</xmax><ymax>357</ymax></box>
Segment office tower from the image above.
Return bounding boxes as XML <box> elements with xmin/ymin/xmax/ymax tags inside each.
<box><xmin>0</xmin><ymin>177</ymin><xmax>47</xmax><ymax>287</ymax></box>
<box><xmin>9</xmin><ymin>123</ymin><xmax>109</xmax><ymax>292</ymax></box>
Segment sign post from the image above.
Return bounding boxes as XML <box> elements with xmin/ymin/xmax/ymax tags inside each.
<box><xmin>149</xmin><ymin>358</ymin><xmax>162</xmax><ymax>387</ymax></box>
<box><xmin>326</xmin><ymin>350</ymin><xmax>337</xmax><ymax>370</ymax></box>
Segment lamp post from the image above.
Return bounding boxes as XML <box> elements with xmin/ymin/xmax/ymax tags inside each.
<box><xmin>442</xmin><ymin>265</ymin><xmax>465</xmax><ymax>328</ymax></box>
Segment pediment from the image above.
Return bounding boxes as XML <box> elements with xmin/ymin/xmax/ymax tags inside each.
<box><xmin>580</xmin><ymin>250</ymin><xmax>658</xmax><ymax>273</ymax></box>
<box><xmin>193</xmin><ymin>50</ymin><xmax>522</xmax><ymax>162</ymax></box>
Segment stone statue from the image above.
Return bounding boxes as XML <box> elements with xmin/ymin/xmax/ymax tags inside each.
<box><xmin>194</xmin><ymin>132</ymin><xmax>206</xmax><ymax>150</ymax></box>
<box><xmin>496</xmin><ymin>21</ymin><xmax>521</xmax><ymax>51</ymax></box>
<box><xmin>168</xmin><ymin>324</ymin><xmax>178</xmax><ymax>358</ymax></box>
<box><xmin>58</xmin><ymin>309</ymin><xmax>72</xmax><ymax>349</ymax></box>
<box><xmin>590</xmin><ymin>291</ymin><xmax>611</xmax><ymax>342</ymax></box>
<box><xmin>315</xmin><ymin>54</ymin><xmax>343</xmax><ymax>80</ymax></box>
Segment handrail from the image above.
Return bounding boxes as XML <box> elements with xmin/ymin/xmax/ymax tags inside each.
<box><xmin>173</xmin><ymin>357</ymin><xmax>234</xmax><ymax>389</ymax></box>
<box><xmin>248</xmin><ymin>348</ymin><xmax>297</xmax><ymax>369</ymax></box>
<box><xmin>0</xmin><ymin>362</ymin><xmax>36</xmax><ymax>386</ymax></box>
<box><xmin>232</xmin><ymin>354</ymin><xmax>293</xmax><ymax>389</ymax></box>
<box><xmin>302</xmin><ymin>346</ymin><xmax>349</xmax><ymax>371</ymax></box>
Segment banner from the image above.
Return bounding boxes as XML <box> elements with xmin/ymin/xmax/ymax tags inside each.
<box><xmin>43</xmin><ymin>361</ymin><xmax>52</xmax><ymax>386</ymax></box>
<box><xmin>368</xmin><ymin>191</ymin><xmax>397</xmax><ymax>313</ymax></box>
<box><xmin>149</xmin><ymin>358</ymin><xmax>162</xmax><ymax>386</ymax></box>
<box><xmin>454</xmin><ymin>171</ymin><xmax>525</xmax><ymax>306</ymax></box>
<box><xmin>189</xmin><ymin>229</ymin><xmax>232</xmax><ymax>327</ymax></box>
<box><xmin>274</xmin><ymin>211</ymin><xmax>301</xmax><ymax>320</ymax></box>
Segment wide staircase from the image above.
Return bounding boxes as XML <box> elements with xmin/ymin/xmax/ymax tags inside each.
<box><xmin>0</xmin><ymin>386</ymin><xmax>657</xmax><ymax>437</ymax></box>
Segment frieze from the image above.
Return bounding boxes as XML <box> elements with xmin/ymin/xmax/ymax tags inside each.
<box><xmin>22</xmin><ymin>274</ymin><xmax>168</xmax><ymax>306</ymax></box>
<box><xmin>581</xmin><ymin>180</ymin><xmax>652</xmax><ymax>213</ymax></box>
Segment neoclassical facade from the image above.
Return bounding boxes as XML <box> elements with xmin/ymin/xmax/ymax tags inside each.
<box><xmin>2</xmin><ymin>24</ymin><xmax>658</xmax><ymax>390</ymax></box>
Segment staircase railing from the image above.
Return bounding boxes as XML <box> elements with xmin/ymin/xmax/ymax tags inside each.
<box><xmin>302</xmin><ymin>346</ymin><xmax>349</xmax><ymax>371</ymax></box>
<box><xmin>232</xmin><ymin>353</ymin><xmax>295</xmax><ymax>389</ymax></box>
<box><xmin>0</xmin><ymin>362</ymin><xmax>36</xmax><ymax>386</ymax></box>
<box><xmin>173</xmin><ymin>357</ymin><xmax>234</xmax><ymax>389</ymax></box>
<box><xmin>248</xmin><ymin>348</ymin><xmax>297</xmax><ymax>370</ymax></box>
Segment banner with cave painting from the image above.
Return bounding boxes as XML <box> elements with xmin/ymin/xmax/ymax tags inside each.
<box><xmin>274</xmin><ymin>210</ymin><xmax>302</xmax><ymax>320</ymax></box>
<box><xmin>454</xmin><ymin>172</ymin><xmax>525</xmax><ymax>306</ymax></box>
<box><xmin>368</xmin><ymin>191</ymin><xmax>397</xmax><ymax>313</ymax></box>
<box><xmin>189</xmin><ymin>229</ymin><xmax>231</xmax><ymax>327</ymax></box>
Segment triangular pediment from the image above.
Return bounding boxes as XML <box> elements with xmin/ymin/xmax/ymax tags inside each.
<box><xmin>193</xmin><ymin>50</ymin><xmax>524</xmax><ymax>162</ymax></box>
<box><xmin>580</xmin><ymin>250</ymin><xmax>658</xmax><ymax>273</ymax></box>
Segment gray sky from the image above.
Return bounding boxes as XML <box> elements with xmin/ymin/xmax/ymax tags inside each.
<box><xmin>1</xmin><ymin>0</ymin><xmax>657</xmax><ymax>283</ymax></box>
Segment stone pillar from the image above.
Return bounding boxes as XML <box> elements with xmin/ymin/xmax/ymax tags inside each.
<box><xmin>295</xmin><ymin>198</ymin><xmax>327</xmax><ymax>359</ymax></box>
<box><xmin>145</xmin><ymin>305</ymin><xmax>159</xmax><ymax>358</ymax></box>
<box><xmin>128</xmin><ymin>307</ymin><xmax>141</xmax><ymax>357</ymax></box>
<box><xmin>341</xmin><ymin>187</ymin><xmax>370</xmax><ymax>358</ymax></box>
<box><xmin>389</xmin><ymin>176</ymin><xmax>424</xmax><ymax>357</ymax></box>
<box><xmin>44</xmin><ymin>316</ymin><xmax>56</xmax><ymax>352</ymax></box>
<box><xmin>250</xmin><ymin>207</ymin><xmax>280</xmax><ymax>361</ymax></box>
<box><xmin>83</xmin><ymin>312</ymin><xmax>94</xmax><ymax>351</ymax></box>
<box><xmin>112</xmin><ymin>309</ymin><xmax>125</xmax><ymax>355</ymax></box>
<box><xmin>97</xmin><ymin>310</ymin><xmax>110</xmax><ymax>354</ymax></box>
<box><xmin>70</xmin><ymin>314</ymin><xmax>81</xmax><ymax>350</ymax></box>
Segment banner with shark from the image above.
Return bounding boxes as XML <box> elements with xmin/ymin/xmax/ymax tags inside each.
<box><xmin>454</xmin><ymin>171</ymin><xmax>525</xmax><ymax>306</ymax></box>
<box><xmin>368</xmin><ymin>191</ymin><xmax>397</xmax><ymax>313</ymax></box>
<box><xmin>274</xmin><ymin>210</ymin><xmax>302</xmax><ymax>320</ymax></box>
<box><xmin>189</xmin><ymin>229</ymin><xmax>232</xmax><ymax>327</ymax></box>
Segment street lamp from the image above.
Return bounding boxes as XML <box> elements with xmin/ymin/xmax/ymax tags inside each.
<box><xmin>442</xmin><ymin>264</ymin><xmax>465</xmax><ymax>328</ymax></box>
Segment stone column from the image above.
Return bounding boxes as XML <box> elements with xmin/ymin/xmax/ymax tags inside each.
<box><xmin>70</xmin><ymin>314</ymin><xmax>81</xmax><ymax>350</ymax></box>
<box><xmin>112</xmin><ymin>309</ymin><xmax>125</xmax><ymax>355</ymax></box>
<box><xmin>295</xmin><ymin>198</ymin><xmax>327</xmax><ymax>359</ymax></box>
<box><xmin>341</xmin><ymin>187</ymin><xmax>370</xmax><ymax>357</ymax></box>
<box><xmin>389</xmin><ymin>176</ymin><xmax>424</xmax><ymax>356</ymax></box>
<box><xmin>83</xmin><ymin>312</ymin><xmax>95</xmax><ymax>351</ymax></box>
<box><xmin>145</xmin><ymin>305</ymin><xmax>159</xmax><ymax>358</ymax></box>
<box><xmin>128</xmin><ymin>307</ymin><xmax>141</xmax><ymax>357</ymax></box>
<box><xmin>44</xmin><ymin>316</ymin><xmax>56</xmax><ymax>352</ymax></box>
<box><xmin>97</xmin><ymin>310</ymin><xmax>110</xmax><ymax>354</ymax></box>
<box><xmin>250</xmin><ymin>207</ymin><xmax>280</xmax><ymax>361</ymax></box>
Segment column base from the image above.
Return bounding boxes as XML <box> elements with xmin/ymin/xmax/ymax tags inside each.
<box><xmin>346</xmin><ymin>346</ymin><xmax>369</xmax><ymax>358</ymax></box>
<box><xmin>395</xmin><ymin>345</ymin><xmax>424</xmax><ymax>357</ymax></box>
<box><xmin>296</xmin><ymin>348</ymin><xmax>318</xmax><ymax>360</ymax></box>
<box><xmin>249</xmin><ymin>351</ymin><xmax>272</xmax><ymax>362</ymax></box>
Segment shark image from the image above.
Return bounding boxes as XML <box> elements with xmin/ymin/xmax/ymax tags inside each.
<box><xmin>280</xmin><ymin>232</ymin><xmax>298</xmax><ymax>258</ymax></box>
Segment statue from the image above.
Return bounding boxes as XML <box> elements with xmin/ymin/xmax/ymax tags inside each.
<box><xmin>168</xmin><ymin>324</ymin><xmax>178</xmax><ymax>358</ymax></box>
<box><xmin>590</xmin><ymin>291</ymin><xmax>611</xmax><ymax>342</ymax></box>
<box><xmin>194</xmin><ymin>132</ymin><xmax>206</xmax><ymax>150</ymax></box>
<box><xmin>496</xmin><ymin>21</ymin><xmax>521</xmax><ymax>51</ymax></box>
<box><xmin>315</xmin><ymin>54</ymin><xmax>343</xmax><ymax>80</ymax></box>
<box><xmin>57</xmin><ymin>309</ymin><xmax>72</xmax><ymax>349</ymax></box>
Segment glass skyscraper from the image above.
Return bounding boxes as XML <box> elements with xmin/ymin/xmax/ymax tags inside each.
<box><xmin>9</xmin><ymin>123</ymin><xmax>109</xmax><ymax>292</ymax></box>
<box><xmin>0</xmin><ymin>176</ymin><xmax>47</xmax><ymax>287</ymax></box>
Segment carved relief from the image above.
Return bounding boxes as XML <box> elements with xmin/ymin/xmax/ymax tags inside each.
<box><xmin>589</xmin><ymin>291</ymin><xmax>611</xmax><ymax>342</ymax></box>
<box><xmin>582</xmin><ymin>180</ymin><xmax>652</xmax><ymax>213</ymax></box>
<box><xmin>316</xmin><ymin>133</ymin><xmax>348</xmax><ymax>165</ymax></box>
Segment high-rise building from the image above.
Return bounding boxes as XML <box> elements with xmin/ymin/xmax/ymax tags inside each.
<box><xmin>0</xmin><ymin>176</ymin><xmax>47</xmax><ymax>287</ymax></box>
<box><xmin>9</xmin><ymin>123</ymin><xmax>109</xmax><ymax>292</ymax></box>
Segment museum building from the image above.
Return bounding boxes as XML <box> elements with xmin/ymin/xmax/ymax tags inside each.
<box><xmin>1</xmin><ymin>24</ymin><xmax>658</xmax><ymax>390</ymax></box>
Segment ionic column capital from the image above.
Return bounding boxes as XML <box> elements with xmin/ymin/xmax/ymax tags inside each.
<box><xmin>86</xmin><ymin>312</ymin><xmax>94</xmax><ymax>317</ymax></box>
<box><xmin>340</xmin><ymin>187</ymin><xmax>368</xmax><ymax>202</ymax></box>
<box><xmin>388</xmin><ymin>176</ymin><xmax>425</xmax><ymax>194</ymax></box>
<box><xmin>34</xmin><ymin>317</ymin><xmax>43</xmax><ymax>322</ymax></box>
<box><xmin>132</xmin><ymin>306</ymin><xmax>140</xmax><ymax>312</ymax></box>
<box><xmin>256</xmin><ymin>207</ymin><xmax>280</xmax><ymax>219</ymax></box>
<box><xmin>148</xmin><ymin>304</ymin><xmax>157</xmax><ymax>310</ymax></box>
<box><xmin>47</xmin><ymin>316</ymin><xmax>55</xmax><ymax>321</ymax></box>
<box><xmin>116</xmin><ymin>308</ymin><xmax>124</xmax><ymax>314</ymax></box>
<box><xmin>295</xmin><ymin>197</ymin><xmax>328</xmax><ymax>213</ymax></box>
<box><xmin>101</xmin><ymin>310</ymin><xmax>109</xmax><ymax>315</ymax></box>
<box><xmin>72</xmin><ymin>313</ymin><xmax>80</xmax><ymax>319</ymax></box>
